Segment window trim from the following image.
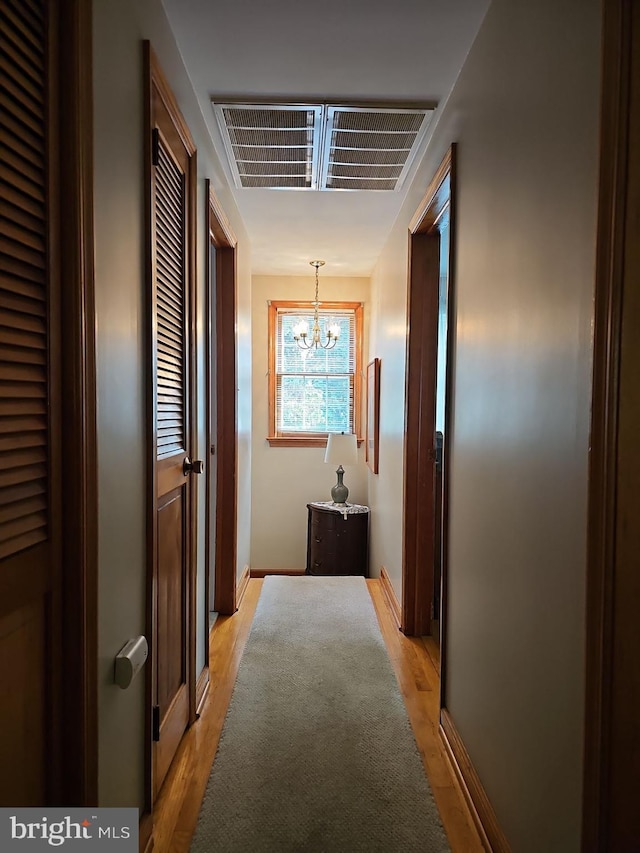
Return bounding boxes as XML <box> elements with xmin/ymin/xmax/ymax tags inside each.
<box><xmin>267</xmin><ymin>300</ymin><xmax>364</xmax><ymax>446</ymax></box>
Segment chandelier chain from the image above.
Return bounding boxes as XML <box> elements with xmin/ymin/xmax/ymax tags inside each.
<box><xmin>293</xmin><ymin>260</ymin><xmax>338</xmax><ymax>351</ymax></box>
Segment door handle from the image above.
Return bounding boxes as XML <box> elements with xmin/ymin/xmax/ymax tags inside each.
<box><xmin>183</xmin><ymin>456</ymin><xmax>204</xmax><ymax>476</ymax></box>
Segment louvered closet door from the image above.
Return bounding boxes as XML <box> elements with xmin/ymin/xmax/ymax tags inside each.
<box><xmin>0</xmin><ymin>0</ymin><xmax>60</xmax><ymax>805</ymax></box>
<box><xmin>151</xmin><ymin>111</ymin><xmax>194</xmax><ymax>799</ymax></box>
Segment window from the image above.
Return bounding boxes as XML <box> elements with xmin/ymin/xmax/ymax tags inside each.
<box><xmin>268</xmin><ymin>301</ymin><xmax>363</xmax><ymax>446</ymax></box>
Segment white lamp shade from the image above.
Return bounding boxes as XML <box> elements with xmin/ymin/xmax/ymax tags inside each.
<box><xmin>324</xmin><ymin>432</ymin><xmax>358</xmax><ymax>467</ymax></box>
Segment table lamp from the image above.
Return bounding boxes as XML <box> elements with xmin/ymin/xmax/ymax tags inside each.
<box><xmin>324</xmin><ymin>432</ymin><xmax>358</xmax><ymax>505</ymax></box>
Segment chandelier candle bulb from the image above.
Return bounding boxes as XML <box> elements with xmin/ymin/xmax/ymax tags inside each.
<box><xmin>293</xmin><ymin>320</ymin><xmax>308</xmax><ymax>338</ymax></box>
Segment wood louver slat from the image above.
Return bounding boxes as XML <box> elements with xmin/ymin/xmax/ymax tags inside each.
<box><xmin>1</xmin><ymin>144</ymin><xmax>45</xmax><ymax>189</ymax></box>
<box><xmin>0</xmin><ymin>49</ymin><xmax>43</xmax><ymax>104</ymax></box>
<box><xmin>156</xmin><ymin>366</ymin><xmax>181</xmax><ymax>384</ymax></box>
<box><xmin>1</xmin><ymin>218</ymin><xmax>46</xmax><ymax>255</ymax></box>
<box><xmin>0</xmin><ymin>443</ymin><xmax>46</xmax><ymax>471</ymax></box>
<box><xmin>2</xmin><ymin>73</ymin><xmax>43</xmax><ymax>121</ymax></box>
<box><xmin>156</xmin><ymin>211</ymin><xmax>183</xmax><ymax>251</ymax></box>
<box><xmin>0</xmin><ymin>462</ymin><xmax>46</xmax><ymax>490</ymax></box>
<box><xmin>0</xmin><ymin>0</ymin><xmax>48</xmax><ymax>560</ymax></box>
<box><xmin>3</xmin><ymin>9</ymin><xmax>42</xmax><ymax>49</ymax></box>
<box><xmin>154</xmin><ymin>135</ymin><xmax>185</xmax><ymax>458</ymax></box>
<box><xmin>1</xmin><ymin>123</ymin><xmax>42</xmax><ymax>173</ymax></box>
<box><xmin>157</xmin><ymin>417</ymin><xmax>182</xmax><ymax>428</ymax></box>
<box><xmin>0</xmin><ymin>477</ymin><xmax>45</xmax><ymax>506</ymax></box>
<box><xmin>157</xmin><ymin>340</ymin><xmax>182</xmax><ymax>361</ymax></box>
<box><xmin>0</xmin><ymin>91</ymin><xmax>43</xmax><ymax>137</ymax></box>
<box><xmin>155</xmin><ymin>166</ymin><xmax>181</xmax><ymax>201</ymax></box>
<box><xmin>157</xmin><ymin>315</ymin><xmax>182</xmax><ymax>345</ymax></box>
<box><xmin>5</xmin><ymin>0</ymin><xmax>44</xmax><ymax>35</ymax></box>
<box><xmin>0</xmin><ymin>492</ymin><xmax>46</xmax><ymax>524</ymax></box>
<box><xmin>0</xmin><ymin>124</ymin><xmax>38</xmax><ymax>166</ymax></box>
<box><xmin>156</xmin><ymin>266</ymin><xmax>184</xmax><ymax>302</ymax></box>
<box><xmin>0</xmin><ymin>270</ymin><xmax>46</xmax><ymax>301</ymax></box>
<box><xmin>0</xmin><ymin>13</ymin><xmax>43</xmax><ymax>72</ymax></box>
<box><xmin>0</xmin><ymin>413</ymin><xmax>46</xmax><ymax>433</ymax></box>
<box><xmin>158</xmin><ymin>289</ymin><xmax>184</xmax><ymax>318</ymax></box>
<box><xmin>0</xmin><ymin>32</ymin><xmax>41</xmax><ymax>88</ymax></box>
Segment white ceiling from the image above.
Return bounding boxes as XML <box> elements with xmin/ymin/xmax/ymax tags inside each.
<box><xmin>161</xmin><ymin>0</ymin><xmax>490</xmax><ymax>275</ymax></box>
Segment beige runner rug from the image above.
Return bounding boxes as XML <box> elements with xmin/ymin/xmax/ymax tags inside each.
<box><xmin>190</xmin><ymin>576</ymin><xmax>450</xmax><ymax>852</ymax></box>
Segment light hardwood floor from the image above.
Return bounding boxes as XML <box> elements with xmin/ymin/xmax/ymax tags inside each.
<box><xmin>150</xmin><ymin>578</ymin><xmax>484</xmax><ymax>852</ymax></box>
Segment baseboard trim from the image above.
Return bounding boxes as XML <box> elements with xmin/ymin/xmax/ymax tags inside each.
<box><xmin>195</xmin><ymin>665</ymin><xmax>209</xmax><ymax>717</ymax></box>
<box><xmin>250</xmin><ymin>568</ymin><xmax>307</xmax><ymax>578</ymax></box>
<box><xmin>380</xmin><ymin>566</ymin><xmax>401</xmax><ymax>629</ymax></box>
<box><xmin>139</xmin><ymin>811</ymin><xmax>153</xmax><ymax>853</ymax></box>
<box><xmin>440</xmin><ymin>709</ymin><xmax>511</xmax><ymax>853</ymax></box>
<box><xmin>236</xmin><ymin>565</ymin><xmax>250</xmax><ymax>607</ymax></box>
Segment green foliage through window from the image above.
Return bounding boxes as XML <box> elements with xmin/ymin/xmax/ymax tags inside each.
<box><xmin>276</xmin><ymin>309</ymin><xmax>356</xmax><ymax>435</ymax></box>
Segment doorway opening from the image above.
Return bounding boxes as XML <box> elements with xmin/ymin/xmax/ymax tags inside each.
<box><xmin>432</xmin><ymin>214</ymin><xmax>450</xmax><ymax>647</ymax></box>
<box><xmin>204</xmin><ymin>183</ymin><xmax>238</xmax><ymax>657</ymax></box>
<box><xmin>402</xmin><ymin>146</ymin><xmax>456</xmax><ymax>671</ymax></box>
<box><xmin>208</xmin><ymin>242</ymin><xmax>218</xmax><ymax>633</ymax></box>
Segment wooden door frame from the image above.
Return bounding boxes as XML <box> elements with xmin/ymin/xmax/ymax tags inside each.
<box><xmin>402</xmin><ymin>146</ymin><xmax>456</xmax><ymax>641</ymax></box>
<box><xmin>582</xmin><ymin>0</ymin><xmax>636</xmax><ymax>848</ymax></box>
<box><xmin>143</xmin><ymin>41</ymin><xmax>198</xmax><ymax>809</ymax></box>
<box><xmin>56</xmin><ymin>0</ymin><xmax>99</xmax><ymax>805</ymax></box>
<box><xmin>205</xmin><ymin>184</ymin><xmax>238</xmax><ymax>622</ymax></box>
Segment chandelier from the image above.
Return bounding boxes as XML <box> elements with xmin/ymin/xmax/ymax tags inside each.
<box><xmin>293</xmin><ymin>261</ymin><xmax>340</xmax><ymax>350</ymax></box>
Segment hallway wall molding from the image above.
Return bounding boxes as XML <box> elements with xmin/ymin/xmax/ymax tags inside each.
<box><xmin>195</xmin><ymin>667</ymin><xmax>210</xmax><ymax>717</ymax></box>
<box><xmin>440</xmin><ymin>710</ymin><xmax>510</xmax><ymax>853</ymax></box>
<box><xmin>250</xmin><ymin>568</ymin><xmax>306</xmax><ymax>577</ymax></box>
<box><xmin>236</xmin><ymin>566</ymin><xmax>250</xmax><ymax>607</ymax></box>
<box><xmin>380</xmin><ymin>567</ymin><xmax>401</xmax><ymax>628</ymax></box>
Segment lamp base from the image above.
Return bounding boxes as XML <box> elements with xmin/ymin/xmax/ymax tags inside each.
<box><xmin>330</xmin><ymin>465</ymin><xmax>349</xmax><ymax>505</ymax></box>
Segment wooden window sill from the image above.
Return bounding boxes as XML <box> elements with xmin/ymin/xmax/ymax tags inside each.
<box><xmin>267</xmin><ymin>436</ymin><xmax>364</xmax><ymax>448</ymax></box>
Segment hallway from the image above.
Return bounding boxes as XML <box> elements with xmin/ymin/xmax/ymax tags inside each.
<box><xmin>150</xmin><ymin>579</ymin><xmax>483</xmax><ymax>852</ymax></box>
<box><xmin>4</xmin><ymin>0</ymin><xmax>634</xmax><ymax>848</ymax></box>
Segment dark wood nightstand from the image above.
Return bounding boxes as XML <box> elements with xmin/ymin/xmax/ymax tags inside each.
<box><xmin>306</xmin><ymin>502</ymin><xmax>369</xmax><ymax>576</ymax></box>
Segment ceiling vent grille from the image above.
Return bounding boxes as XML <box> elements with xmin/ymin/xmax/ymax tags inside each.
<box><xmin>212</xmin><ymin>103</ymin><xmax>433</xmax><ymax>191</ymax></box>
<box><xmin>215</xmin><ymin>104</ymin><xmax>322</xmax><ymax>189</ymax></box>
<box><xmin>321</xmin><ymin>107</ymin><xmax>429</xmax><ymax>191</ymax></box>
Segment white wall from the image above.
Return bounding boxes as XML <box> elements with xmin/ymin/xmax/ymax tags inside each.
<box><xmin>368</xmin><ymin>0</ymin><xmax>600</xmax><ymax>849</ymax></box>
<box><xmin>93</xmin><ymin>0</ymin><xmax>251</xmax><ymax>807</ymax></box>
<box><xmin>251</xmin><ymin>275</ymin><xmax>369</xmax><ymax>570</ymax></box>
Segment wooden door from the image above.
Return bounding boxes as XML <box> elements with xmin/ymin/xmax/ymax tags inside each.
<box><xmin>146</xmin><ymin>45</ymin><xmax>198</xmax><ymax>800</ymax></box>
<box><xmin>206</xmin><ymin>186</ymin><xmax>238</xmax><ymax>619</ymax></box>
<box><xmin>403</xmin><ymin>231</ymin><xmax>440</xmax><ymax>636</ymax></box>
<box><xmin>0</xmin><ymin>0</ymin><xmax>60</xmax><ymax>805</ymax></box>
<box><xmin>403</xmin><ymin>149</ymin><xmax>454</xmax><ymax>639</ymax></box>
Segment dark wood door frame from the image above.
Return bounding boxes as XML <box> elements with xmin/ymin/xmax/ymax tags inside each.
<box><xmin>583</xmin><ymin>0</ymin><xmax>639</xmax><ymax>848</ymax></box>
<box><xmin>57</xmin><ymin>0</ymin><xmax>98</xmax><ymax>806</ymax></box>
<box><xmin>402</xmin><ymin>146</ymin><xmax>455</xmax><ymax>641</ymax></box>
<box><xmin>205</xmin><ymin>184</ymin><xmax>238</xmax><ymax>621</ymax></box>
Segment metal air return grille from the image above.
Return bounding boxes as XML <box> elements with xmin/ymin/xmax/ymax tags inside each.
<box><xmin>213</xmin><ymin>104</ymin><xmax>323</xmax><ymax>189</ymax></box>
<box><xmin>321</xmin><ymin>107</ymin><xmax>432</xmax><ymax>191</ymax></box>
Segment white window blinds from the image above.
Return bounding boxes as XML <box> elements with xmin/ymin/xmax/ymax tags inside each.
<box><xmin>275</xmin><ymin>308</ymin><xmax>356</xmax><ymax>434</ymax></box>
